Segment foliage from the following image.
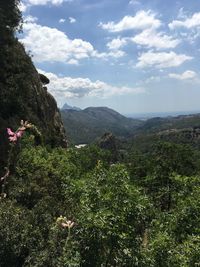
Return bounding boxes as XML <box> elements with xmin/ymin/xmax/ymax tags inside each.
<box><xmin>0</xmin><ymin>128</ymin><xmax>200</xmax><ymax>266</ymax></box>
<box><xmin>75</xmin><ymin>164</ymin><xmax>152</xmax><ymax>266</ymax></box>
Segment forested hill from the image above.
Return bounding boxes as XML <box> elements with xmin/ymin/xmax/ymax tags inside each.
<box><xmin>135</xmin><ymin>113</ymin><xmax>200</xmax><ymax>134</ymax></box>
<box><xmin>127</xmin><ymin>113</ymin><xmax>200</xmax><ymax>152</ymax></box>
<box><xmin>61</xmin><ymin>106</ymin><xmax>142</xmax><ymax>144</ymax></box>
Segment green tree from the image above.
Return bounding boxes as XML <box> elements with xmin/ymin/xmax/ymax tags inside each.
<box><xmin>144</xmin><ymin>142</ymin><xmax>197</xmax><ymax>210</ymax></box>
<box><xmin>75</xmin><ymin>164</ymin><xmax>152</xmax><ymax>266</ymax></box>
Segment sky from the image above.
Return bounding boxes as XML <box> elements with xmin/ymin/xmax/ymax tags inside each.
<box><xmin>18</xmin><ymin>0</ymin><xmax>200</xmax><ymax>115</ymax></box>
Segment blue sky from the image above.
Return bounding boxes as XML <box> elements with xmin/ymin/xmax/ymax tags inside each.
<box><xmin>19</xmin><ymin>0</ymin><xmax>200</xmax><ymax>114</ymax></box>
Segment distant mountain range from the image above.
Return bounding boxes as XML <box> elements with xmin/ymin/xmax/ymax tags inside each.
<box><xmin>60</xmin><ymin>104</ymin><xmax>200</xmax><ymax>146</ymax></box>
<box><xmin>61</xmin><ymin>106</ymin><xmax>142</xmax><ymax>144</ymax></box>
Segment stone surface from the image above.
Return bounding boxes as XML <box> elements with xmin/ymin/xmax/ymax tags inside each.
<box><xmin>0</xmin><ymin>40</ymin><xmax>67</xmax><ymax>170</ymax></box>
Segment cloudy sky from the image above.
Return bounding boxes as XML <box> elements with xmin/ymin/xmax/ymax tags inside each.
<box><xmin>19</xmin><ymin>0</ymin><xmax>200</xmax><ymax>114</ymax></box>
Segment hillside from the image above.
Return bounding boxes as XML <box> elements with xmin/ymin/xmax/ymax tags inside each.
<box><xmin>135</xmin><ymin>113</ymin><xmax>200</xmax><ymax>134</ymax></box>
<box><xmin>61</xmin><ymin>106</ymin><xmax>142</xmax><ymax>144</ymax></box>
<box><xmin>129</xmin><ymin>113</ymin><xmax>200</xmax><ymax>152</ymax></box>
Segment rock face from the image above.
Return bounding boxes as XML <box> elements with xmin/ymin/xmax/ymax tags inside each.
<box><xmin>0</xmin><ymin>40</ymin><xmax>67</xmax><ymax>169</ymax></box>
<box><xmin>98</xmin><ymin>132</ymin><xmax>118</xmax><ymax>162</ymax></box>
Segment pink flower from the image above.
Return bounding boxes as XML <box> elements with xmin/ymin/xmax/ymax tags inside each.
<box><xmin>9</xmin><ymin>135</ymin><xmax>18</xmax><ymax>142</ymax></box>
<box><xmin>16</xmin><ymin>130</ymin><xmax>24</xmax><ymax>138</ymax></box>
<box><xmin>7</xmin><ymin>128</ymin><xmax>15</xmax><ymax>136</ymax></box>
<box><xmin>7</xmin><ymin>128</ymin><xmax>24</xmax><ymax>142</ymax></box>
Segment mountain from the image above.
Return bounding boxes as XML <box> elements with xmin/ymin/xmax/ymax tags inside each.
<box><xmin>61</xmin><ymin>103</ymin><xmax>81</xmax><ymax>111</ymax></box>
<box><xmin>61</xmin><ymin>106</ymin><xmax>143</xmax><ymax>144</ymax></box>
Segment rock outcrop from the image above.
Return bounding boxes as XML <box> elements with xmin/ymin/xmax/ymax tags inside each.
<box><xmin>0</xmin><ymin>40</ymin><xmax>67</xmax><ymax>169</ymax></box>
<box><xmin>98</xmin><ymin>132</ymin><xmax>118</xmax><ymax>162</ymax></box>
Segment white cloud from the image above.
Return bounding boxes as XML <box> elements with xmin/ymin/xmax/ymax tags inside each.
<box><xmin>129</xmin><ymin>0</ymin><xmax>140</xmax><ymax>5</ymax></box>
<box><xmin>20</xmin><ymin>20</ymin><xmax>125</xmax><ymax>64</ymax></box>
<box><xmin>107</xmin><ymin>37</ymin><xmax>127</xmax><ymax>50</ymax></box>
<box><xmin>93</xmin><ymin>50</ymin><xmax>126</xmax><ymax>59</ymax></box>
<box><xmin>145</xmin><ymin>76</ymin><xmax>161</xmax><ymax>83</ymax></box>
<box><xmin>28</xmin><ymin>0</ymin><xmax>62</xmax><ymax>5</ymax></box>
<box><xmin>38</xmin><ymin>69</ymin><xmax>145</xmax><ymax>99</ymax></box>
<box><xmin>169</xmin><ymin>12</ymin><xmax>200</xmax><ymax>29</ymax></box>
<box><xmin>24</xmin><ymin>15</ymin><xmax>38</xmax><ymax>23</ymax></box>
<box><xmin>169</xmin><ymin>70</ymin><xmax>197</xmax><ymax>80</ymax></box>
<box><xmin>177</xmin><ymin>7</ymin><xmax>187</xmax><ymax>19</ymax></box>
<box><xmin>69</xmin><ymin>17</ymin><xmax>76</xmax><ymax>23</ymax></box>
<box><xmin>136</xmin><ymin>51</ymin><xmax>192</xmax><ymax>68</ymax></box>
<box><xmin>67</xmin><ymin>59</ymin><xmax>79</xmax><ymax>65</ymax></box>
<box><xmin>18</xmin><ymin>2</ymin><xmax>28</xmax><ymax>12</ymax></box>
<box><xmin>131</xmin><ymin>28</ymin><xmax>180</xmax><ymax>49</ymax></box>
<box><xmin>19</xmin><ymin>0</ymin><xmax>73</xmax><ymax>10</ymax></box>
<box><xmin>106</xmin><ymin>50</ymin><xmax>126</xmax><ymax>58</ymax></box>
<box><xmin>99</xmin><ymin>10</ymin><xmax>161</xmax><ymax>32</ymax></box>
<box><xmin>26</xmin><ymin>0</ymin><xmax>73</xmax><ymax>6</ymax></box>
<box><xmin>21</xmin><ymin>22</ymin><xmax>94</xmax><ymax>63</ymax></box>
<box><xmin>59</xmin><ymin>18</ymin><xmax>66</xmax><ymax>23</ymax></box>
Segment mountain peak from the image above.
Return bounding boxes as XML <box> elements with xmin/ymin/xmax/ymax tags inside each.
<box><xmin>62</xmin><ymin>103</ymin><xmax>81</xmax><ymax>111</ymax></box>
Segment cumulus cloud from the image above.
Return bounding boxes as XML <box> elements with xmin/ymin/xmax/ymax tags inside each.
<box><xmin>107</xmin><ymin>37</ymin><xmax>127</xmax><ymax>50</ymax></box>
<box><xmin>21</xmin><ymin>21</ymin><xmax>94</xmax><ymax>63</ymax></box>
<box><xmin>69</xmin><ymin>17</ymin><xmax>76</xmax><ymax>23</ymax></box>
<box><xmin>136</xmin><ymin>51</ymin><xmax>192</xmax><ymax>68</ymax></box>
<box><xmin>18</xmin><ymin>2</ymin><xmax>28</xmax><ymax>12</ymax></box>
<box><xmin>24</xmin><ymin>0</ymin><xmax>73</xmax><ymax>6</ymax></box>
<box><xmin>24</xmin><ymin>15</ymin><xmax>38</xmax><ymax>23</ymax></box>
<box><xmin>129</xmin><ymin>0</ymin><xmax>140</xmax><ymax>5</ymax></box>
<box><xmin>169</xmin><ymin>70</ymin><xmax>197</xmax><ymax>80</ymax></box>
<box><xmin>131</xmin><ymin>28</ymin><xmax>180</xmax><ymax>49</ymax></box>
<box><xmin>67</xmin><ymin>59</ymin><xmax>79</xmax><ymax>65</ymax></box>
<box><xmin>99</xmin><ymin>10</ymin><xmax>161</xmax><ymax>32</ymax></box>
<box><xmin>18</xmin><ymin>0</ymin><xmax>73</xmax><ymax>11</ymax></box>
<box><xmin>169</xmin><ymin>12</ymin><xmax>200</xmax><ymax>29</ymax></box>
<box><xmin>38</xmin><ymin>69</ymin><xmax>145</xmax><ymax>99</ymax></box>
<box><xmin>144</xmin><ymin>76</ymin><xmax>161</xmax><ymax>84</ymax></box>
<box><xmin>28</xmin><ymin>0</ymin><xmax>63</xmax><ymax>4</ymax></box>
<box><xmin>20</xmin><ymin>20</ymin><xmax>125</xmax><ymax>64</ymax></box>
<box><xmin>93</xmin><ymin>50</ymin><xmax>126</xmax><ymax>59</ymax></box>
<box><xmin>59</xmin><ymin>18</ymin><xmax>66</xmax><ymax>23</ymax></box>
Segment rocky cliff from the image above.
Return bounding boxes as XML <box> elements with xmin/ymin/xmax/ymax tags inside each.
<box><xmin>0</xmin><ymin>39</ymin><xmax>67</xmax><ymax>169</ymax></box>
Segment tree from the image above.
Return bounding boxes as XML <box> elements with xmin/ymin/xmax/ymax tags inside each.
<box><xmin>144</xmin><ymin>142</ymin><xmax>197</xmax><ymax>210</ymax></box>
